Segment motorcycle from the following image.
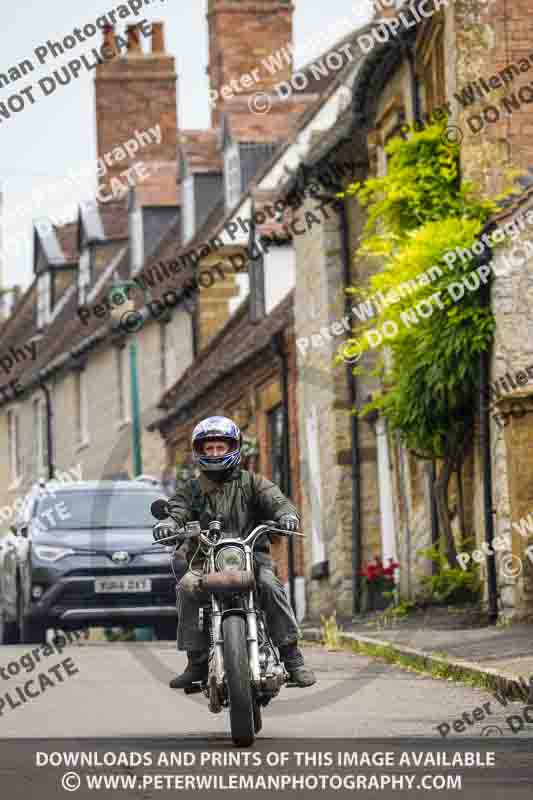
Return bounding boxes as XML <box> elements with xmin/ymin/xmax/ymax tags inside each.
<box><xmin>150</xmin><ymin>499</ymin><xmax>304</xmax><ymax>747</ymax></box>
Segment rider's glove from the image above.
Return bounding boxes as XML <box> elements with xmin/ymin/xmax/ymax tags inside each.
<box><xmin>279</xmin><ymin>513</ymin><xmax>299</xmax><ymax>533</ymax></box>
<box><xmin>153</xmin><ymin>521</ymin><xmax>183</xmax><ymax>544</ymax></box>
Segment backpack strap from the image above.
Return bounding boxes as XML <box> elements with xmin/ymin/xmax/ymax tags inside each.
<box><xmin>190</xmin><ymin>478</ymin><xmax>206</xmax><ymax>520</ymax></box>
<box><xmin>238</xmin><ymin>469</ymin><xmax>254</xmax><ymax>512</ymax></box>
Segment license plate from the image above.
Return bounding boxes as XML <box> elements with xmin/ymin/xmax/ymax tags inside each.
<box><xmin>94</xmin><ymin>577</ymin><xmax>152</xmax><ymax>593</ymax></box>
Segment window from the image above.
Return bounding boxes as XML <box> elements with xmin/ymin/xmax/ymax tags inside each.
<box><xmin>78</xmin><ymin>248</ymin><xmax>92</xmax><ymax>305</ymax></box>
<box><xmin>224</xmin><ymin>143</ymin><xmax>241</xmax><ymax>211</ymax></box>
<box><xmin>37</xmin><ymin>272</ymin><xmax>51</xmax><ymax>329</ymax></box>
<box><xmin>7</xmin><ymin>410</ymin><xmax>22</xmax><ymax>483</ymax></box>
<box><xmin>417</xmin><ymin>13</ymin><xmax>446</xmax><ymax>115</ymax></box>
<box><xmin>75</xmin><ymin>370</ymin><xmax>89</xmax><ymax>445</ymax></box>
<box><xmin>268</xmin><ymin>404</ymin><xmax>285</xmax><ymax>490</ymax></box>
<box><xmin>32</xmin><ymin>395</ymin><xmax>48</xmax><ymax>476</ymax></box>
<box><xmin>160</xmin><ymin>323</ymin><xmax>177</xmax><ymax>392</ymax></box>
<box><xmin>116</xmin><ymin>347</ymin><xmax>130</xmax><ymax>424</ymax></box>
<box><xmin>182</xmin><ymin>175</ymin><xmax>195</xmax><ymax>243</ymax></box>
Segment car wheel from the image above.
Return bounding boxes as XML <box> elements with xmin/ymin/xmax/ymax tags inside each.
<box><xmin>2</xmin><ymin>612</ymin><xmax>19</xmax><ymax>644</ymax></box>
<box><xmin>17</xmin><ymin>594</ymin><xmax>47</xmax><ymax>644</ymax></box>
<box><xmin>20</xmin><ymin>620</ymin><xmax>48</xmax><ymax>645</ymax></box>
<box><xmin>154</xmin><ymin>620</ymin><xmax>177</xmax><ymax>640</ymax></box>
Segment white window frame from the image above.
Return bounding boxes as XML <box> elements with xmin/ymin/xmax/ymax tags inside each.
<box><xmin>160</xmin><ymin>323</ymin><xmax>177</xmax><ymax>392</ymax></box>
<box><xmin>224</xmin><ymin>143</ymin><xmax>241</xmax><ymax>212</ymax></box>
<box><xmin>37</xmin><ymin>272</ymin><xmax>52</xmax><ymax>329</ymax></box>
<box><xmin>116</xmin><ymin>347</ymin><xmax>131</xmax><ymax>426</ymax></box>
<box><xmin>75</xmin><ymin>370</ymin><xmax>90</xmax><ymax>447</ymax></box>
<box><xmin>32</xmin><ymin>395</ymin><xmax>47</xmax><ymax>476</ymax></box>
<box><xmin>182</xmin><ymin>175</ymin><xmax>196</xmax><ymax>244</ymax></box>
<box><xmin>7</xmin><ymin>409</ymin><xmax>22</xmax><ymax>485</ymax></box>
<box><xmin>78</xmin><ymin>248</ymin><xmax>91</xmax><ymax>306</ymax></box>
<box><xmin>130</xmin><ymin>208</ymin><xmax>144</xmax><ymax>275</ymax></box>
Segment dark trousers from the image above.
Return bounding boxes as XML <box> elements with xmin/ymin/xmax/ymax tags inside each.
<box><xmin>176</xmin><ymin>557</ymin><xmax>300</xmax><ymax>652</ymax></box>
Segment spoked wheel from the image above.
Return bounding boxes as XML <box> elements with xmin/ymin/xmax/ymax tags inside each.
<box><xmin>253</xmin><ymin>696</ymin><xmax>262</xmax><ymax>734</ymax></box>
<box><xmin>223</xmin><ymin>615</ymin><xmax>255</xmax><ymax>747</ymax></box>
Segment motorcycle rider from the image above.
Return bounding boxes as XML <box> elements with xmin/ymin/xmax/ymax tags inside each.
<box><xmin>154</xmin><ymin>415</ymin><xmax>316</xmax><ymax>690</ymax></box>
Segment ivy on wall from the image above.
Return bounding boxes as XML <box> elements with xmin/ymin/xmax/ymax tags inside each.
<box><xmin>340</xmin><ymin>120</ymin><xmax>515</xmax><ymax>564</ymax></box>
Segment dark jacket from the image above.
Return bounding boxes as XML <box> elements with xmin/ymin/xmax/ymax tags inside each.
<box><xmin>167</xmin><ymin>466</ymin><xmax>299</xmax><ymax>560</ymax></box>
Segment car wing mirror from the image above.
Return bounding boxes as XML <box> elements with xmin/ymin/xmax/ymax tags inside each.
<box><xmin>19</xmin><ymin>526</ymin><xmax>29</xmax><ymax>538</ymax></box>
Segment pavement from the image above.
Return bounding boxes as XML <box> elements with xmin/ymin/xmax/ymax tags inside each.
<box><xmin>301</xmin><ymin>606</ymin><xmax>533</xmax><ymax>702</ymax></box>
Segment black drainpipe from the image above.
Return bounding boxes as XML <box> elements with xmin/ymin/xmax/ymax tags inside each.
<box><xmin>39</xmin><ymin>380</ymin><xmax>54</xmax><ymax>480</ymax></box>
<box><xmin>478</xmin><ymin>231</ymin><xmax>498</xmax><ymax>623</ymax></box>
<box><xmin>339</xmin><ymin>201</ymin><xmax>362</xmax><ymax>616</ymax></box>
<box><xmin>271</xmin><ymin>331</ymin><xmax>297</xmax><ymax>613</ymax></box>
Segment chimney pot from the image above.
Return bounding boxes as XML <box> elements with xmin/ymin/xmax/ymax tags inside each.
<box><xmin>126</xmin><ymin>24</ymin><xmax>143</xmax><ymax>55</ymax></box>
<box><xmin>374</xmin><ymin>0</ymin><xmax>401</xmax><ymax>19</ymax></box>
<box><xmin>151</xmin><ymin>22</ymin><xmax>165</xmax><ymax>54</ymax></box>
<box><xmin>102</xmin><ymin>24</ymin><xmax>119</xmax><ymax>59</ymax></box>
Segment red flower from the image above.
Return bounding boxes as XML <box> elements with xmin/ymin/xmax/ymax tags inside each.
<box><xmin>383</xmin><ymin>558</ymin><xmax>400</xmax><ymax>577</ymax></box>
<box><xmin>359</xmin><ymin>557</ymin><xmax>398</xmax><ymax>582</ymax></box>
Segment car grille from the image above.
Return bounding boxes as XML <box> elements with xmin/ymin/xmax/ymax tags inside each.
<box><xmin>56</xmin><ymin>591</ymin><xmax>174</xmax><ymax>608</ymax></box>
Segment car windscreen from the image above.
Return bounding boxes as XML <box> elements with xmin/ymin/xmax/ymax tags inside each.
<box><xmin>34</xmin><ymin>491</ymin><xmax>165</xmax><ymax>530</ymax></box>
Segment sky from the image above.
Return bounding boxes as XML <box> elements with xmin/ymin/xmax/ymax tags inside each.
<box><xmin>0</xmin><ymin>0</ymin><xmax>373</xmax><ymax>292</ymax></box>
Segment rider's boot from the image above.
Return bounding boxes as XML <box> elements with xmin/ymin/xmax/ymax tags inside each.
<box><xmin>279</xmin><ymin>642</ymin><xmax>317</xmax><ymax>687</ymax></box>
<box><xmin>169</xmin><ymin>650</ymin><xmax>208</xmax><ymax>689</ymax></box>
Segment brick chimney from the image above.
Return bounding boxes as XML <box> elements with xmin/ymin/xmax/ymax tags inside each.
<box><xmin>94</xmin><ymin>22</ymin><xmax>178</xmax><ymax>206</ymax></box>
<box><xmin>207</xmin><ymin>0</ymin><xmax>294</xmax><ymax>126</ymax></box>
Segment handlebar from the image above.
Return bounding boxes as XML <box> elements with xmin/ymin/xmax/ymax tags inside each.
<box><xmin>152</xmin><ymin>521</ymin><xmax>304</xmax><ymax>546</ymax></box>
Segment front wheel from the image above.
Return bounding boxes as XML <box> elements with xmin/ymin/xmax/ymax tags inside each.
<box><xmin>253</xmin><ymin>696</ymin><xmax>262</xmax><ymax>734</ymax></box>
<box><xmin>223</xmin><ymin>615</ymin><xmax>255</xmax><ymax>747</ymax></box>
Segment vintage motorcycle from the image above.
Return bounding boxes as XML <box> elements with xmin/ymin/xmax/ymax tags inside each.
<box><xmin>150</xmin><ymin>499</ymin><xmax>304</xmax><ymax>747</ymax></box>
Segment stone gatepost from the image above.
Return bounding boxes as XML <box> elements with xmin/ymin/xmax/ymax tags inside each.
<box><xmin>495</xmin><ymin>388</ymin><xmax>533</xmax><ymax>619</ymax></box>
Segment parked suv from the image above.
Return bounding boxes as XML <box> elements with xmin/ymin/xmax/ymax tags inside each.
<box><xmin>8</xmin><ymin>480</ymin><xmax>185</xmax><ymax>643</ymax></box>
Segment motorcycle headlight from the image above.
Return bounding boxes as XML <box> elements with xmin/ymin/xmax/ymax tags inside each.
<box><xmin>33</xmin><ymin>545</ymin><xmax>75</xmax><ymax>562</ymax></box>
<box><xmin>215</xmin><ymin>546</ymin><xmax>246</xmax><ymax>572</ymax></box>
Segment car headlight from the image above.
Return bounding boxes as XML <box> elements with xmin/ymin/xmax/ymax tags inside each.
<box><xmin>215</xmin><ymin>546</ymin><xmax>246</xmax><ymax>572</ymax></box>
<box><xmin>33</xmin><ymin>545</ymin><xmax>75</xmax><ymax>562</ymax></box>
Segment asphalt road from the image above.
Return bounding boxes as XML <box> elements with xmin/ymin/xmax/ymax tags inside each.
<box><xmin>1</xmin><ymin>639</ymin><xmax>532</xmax><ymax>740</ymax></box>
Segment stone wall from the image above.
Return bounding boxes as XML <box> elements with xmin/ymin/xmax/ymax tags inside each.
<box><xmin>472</xmin><ymin>205</ymin><xmax>533</xmax><ymax>617</ymax></box>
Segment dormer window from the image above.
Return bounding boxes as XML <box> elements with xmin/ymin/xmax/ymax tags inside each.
<box><xmin>183</xmin><ymin>175</ymin><xmax>195</xmax><ymax>244</ymax></box>
<box><xmin>78</xmin><ymin>247</ymin><xmax>92</xmax><ymax>305</ymax></box>
<box><xmin>224</xmin><ymin>143</ymin><xmax>241</xmax><ymax>211</ymax></box>
<box><xmin>37</xmin><ymin>272</ymin><xmax>52</xmax><ymax>329</ymax></box>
